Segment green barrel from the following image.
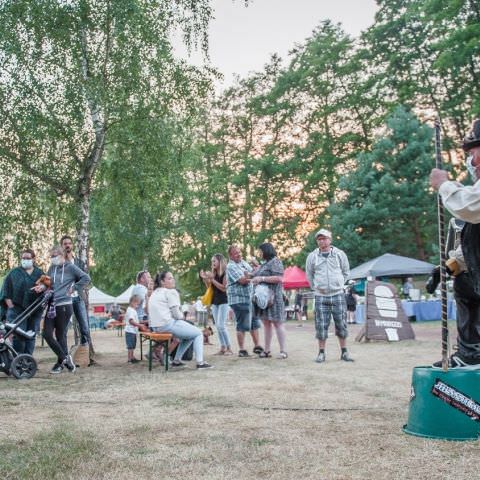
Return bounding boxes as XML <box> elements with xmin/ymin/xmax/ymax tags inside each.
<box><xmin>403</xmin><ymin>366</ymin><xmax>480</xmax><ymax>440</ymax></box>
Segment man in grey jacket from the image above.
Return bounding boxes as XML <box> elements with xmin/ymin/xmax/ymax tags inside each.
<box><xmin>306</xmin><ymin>229</ymin><xmax>354</xmax><ymax>363</ymax></box>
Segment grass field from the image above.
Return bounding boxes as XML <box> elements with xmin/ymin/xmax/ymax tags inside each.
<box><xmin>1</xmin><ymin>320</ymin><xmax>478</xmax><ymax>480</ymax></box>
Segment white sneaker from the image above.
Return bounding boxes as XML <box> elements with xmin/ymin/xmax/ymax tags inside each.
<box><xmin>63</xmin><ymin>354</ymin><xmax>76</xmax><ymax>373</ymax></box>
<box><xmin>196</xmin><ymin>362</ymin><xmax>214</xmax><ymax>369</ymax></box>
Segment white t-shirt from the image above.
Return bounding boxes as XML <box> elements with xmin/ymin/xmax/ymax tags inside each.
<box><xmin>124</xmin><ymin>306</ymin><xmax>139</xmax><ymax>334</ymax></box>
<box><xmin>148</xmin><ymin>288</ymin><xmax>181</xmax><ymax>328</ymax></box>
<box><xmin>132</xmin><ymin>283</ymin><xmax>148</xmax><ymax>319</ymax></box>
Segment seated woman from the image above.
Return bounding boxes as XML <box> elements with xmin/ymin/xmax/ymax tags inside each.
<box><xmin>148</xmin><ymin>271</ymin><xmax>213</xmax><ymax>369</ymax></box>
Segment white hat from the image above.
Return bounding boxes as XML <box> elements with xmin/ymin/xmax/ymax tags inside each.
<box><xmin>315</xmin><ymin>228</ymin><xmax>332</xmax><ymax>239</ymax></box>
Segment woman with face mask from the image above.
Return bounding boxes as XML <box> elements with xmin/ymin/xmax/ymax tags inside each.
<box><xmin>0</xmin><ymin>249</ymin><xmax>45</xmax><ymax>355</ymax></box>
<box><xmin>35</xmin><ymin>245</ymin><xmax>91</xmax><ymax>374</ymax></box>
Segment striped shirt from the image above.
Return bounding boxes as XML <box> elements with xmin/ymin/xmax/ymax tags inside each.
<box><xmin>226</xmin><ymin>259</ymin><xmax>252</xmax><ymax>305</ymax></box>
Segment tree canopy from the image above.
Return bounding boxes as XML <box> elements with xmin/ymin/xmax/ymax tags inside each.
<box><xmin>1</xmin><ymin>0</ymin><xmax>479</xmax><ymax>296</ymax></box>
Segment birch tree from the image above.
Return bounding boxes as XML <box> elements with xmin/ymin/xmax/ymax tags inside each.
<box><xmin>0</xmin><ymin>0</ymin><xmax>214</xmax><ymax>268</ymax></box>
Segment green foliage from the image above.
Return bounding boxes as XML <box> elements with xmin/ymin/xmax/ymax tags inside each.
<box><xmin>0</xmin><ymin>0</ymin><xmax>215</xmax><ymax>270</ymax></box>
<box><xmin>327</xmin><ymin>106</ymin><xmax>438</xmax><ymax>266</ymax></box>
<box><xmin>1</xmin><ymin>0</ymin><xmax>479</xmax><ymax>294</ymax></box>
<box><xmin>364</xmin><ymin>0</ymin><xmax>480</xmax><ymax>148</ymax></box>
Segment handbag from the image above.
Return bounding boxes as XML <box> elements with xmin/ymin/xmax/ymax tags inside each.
<box><xmin>253</xmin><ymin>284</ymin><xmax>275</xmax><ymax>310</ymax></box>
<box><xmin>201</xmin><ymin>285</ymin><xmax>214</xmax><ymax>306</ymax></box>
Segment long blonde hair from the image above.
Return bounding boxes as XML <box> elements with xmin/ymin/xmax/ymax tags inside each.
<box><xmin>212</xmin><ymin>253</ymin><xmax>227</xmax><ymax>277</ymax></box>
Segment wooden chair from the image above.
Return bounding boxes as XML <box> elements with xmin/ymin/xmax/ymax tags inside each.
<box><xmin>139</xmin><ymin>332</ymin><xmax>173</xmax><ymax>372</ymax></box>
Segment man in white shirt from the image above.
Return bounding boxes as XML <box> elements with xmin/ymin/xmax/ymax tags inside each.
<box><xmin>132</xmin><ymin>270</ymin><xmax>152</xmax><ymax>321</ymax></box>
<box><xmin>430</xmin><ymin>118</ymin><xmax>480</xmax><ymax>369</ymax></box>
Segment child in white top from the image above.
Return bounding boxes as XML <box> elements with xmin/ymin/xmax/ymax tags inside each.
<box><xmin>125</xmin><ymin>295</ymin><xmax>142</xmax><ymax>363</ymax></box>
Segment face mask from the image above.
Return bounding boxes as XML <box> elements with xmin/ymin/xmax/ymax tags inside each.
<box><xmin>51</xmin><ymin>256</ymin><xmax>62</xmax><ymax>266</ymax></box>
<box><xmin>466</xmin><ymin>154</ymin><xmax>478</xmax><ymax>182</ymax></box>
<box><xmin>21</xmin><ymin>259</ymin><xmax>33</xmax><ymax>269</ymax></box>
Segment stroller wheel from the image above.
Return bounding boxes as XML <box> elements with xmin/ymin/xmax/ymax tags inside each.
<box><xmin>11</xmin><ymin>354</ymin><xmax>38</xmax><ymax>379</ymax></box>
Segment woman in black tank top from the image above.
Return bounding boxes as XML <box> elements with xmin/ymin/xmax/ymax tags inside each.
<box><xmin>200</xmin><ymin>254</ymin><xmax>233</xmax><ymax>355</ymax></box>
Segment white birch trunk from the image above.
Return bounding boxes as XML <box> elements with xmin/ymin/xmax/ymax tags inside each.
<box><xmin>75</xmin><ymin>25</ymin><xmax>108</xmax><ymax>362</ymax></box>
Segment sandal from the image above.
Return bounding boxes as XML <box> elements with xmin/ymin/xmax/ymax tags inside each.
<box><xmin>277</xmin><ymin>351</ymin><xmax>288</xmax><ymax>359</ymax></box>
<box><xmin>253</xmin><ymin>346</ymin><xmax>264</xmax><ymax>354</ymax></box>
<box><xmin>259</xmin><ymin>351</ymin><xmax>271</xmax><ymax>358</ymax></box>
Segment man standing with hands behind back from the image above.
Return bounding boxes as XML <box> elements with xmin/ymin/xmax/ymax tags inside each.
<box><xmin>306</xmin><ymin>228</ymin><xmax>354</xmax><ymax>364</ymax></box>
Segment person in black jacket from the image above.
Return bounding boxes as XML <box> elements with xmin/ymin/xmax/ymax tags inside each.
<box><xmin>0</xmin><ymin>248</ymin><xmax>45</xmax><ymax>355</ymax></box>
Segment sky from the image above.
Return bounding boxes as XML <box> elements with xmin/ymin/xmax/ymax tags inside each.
<box><xmin>175</xmin><ymin>0</ymin><xmax>379</xmax><ymax>89</ymax></box>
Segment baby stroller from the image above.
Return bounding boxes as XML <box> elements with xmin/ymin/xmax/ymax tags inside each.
<box><xmin>0</xmin><ymin>291</ymin><xmax>50</xmax><ymax>379</ymax></box>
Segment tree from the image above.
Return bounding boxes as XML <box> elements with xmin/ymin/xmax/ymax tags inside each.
<box><xmin>327</xmin><ymin>106</ymin><xmax>438</xmax><ymax>267</ymax></box>
<box><xmin>363</xmin><ymin>0</ymin><xmax>480</xmax><ymax>151</ymax></box>
<box><xmin>0</xmin><ymin>0</ymin><xmax>214</xmax><ymax>269</ymax></box>
<box><xmin>89</xmin><ymin>112</ymin><xmax>200</xmax><ymax>294</ymax></box>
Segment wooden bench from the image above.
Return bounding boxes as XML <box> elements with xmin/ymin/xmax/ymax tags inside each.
<box><xmin>109</xmin><ymin>320</ymin><xmax>125</xmax><ymax>336</ymax></box>
<box><xmin>108</xmin><ymin>313</ymin><xmax>125</xmax><ymax>336</ymax></box>
<box><xmin>139</xmin><ymin>332</ymin><xmax>173</xmax><ymax>372</ymax></box>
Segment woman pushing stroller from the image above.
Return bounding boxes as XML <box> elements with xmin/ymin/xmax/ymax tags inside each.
<box><xmin>33</xmin><ymin>245</ymin><xmax>90</xmax><ymax>374</ymax></box>
<box><xmin>0</xmin><ymin>248</ymin><xmax>45</xmax><ymax>355</ymax></box>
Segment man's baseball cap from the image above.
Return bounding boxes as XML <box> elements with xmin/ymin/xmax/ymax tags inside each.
<box><xmin>315</xmin><ymin>228</ymin><xmax>332</xmax><ymax>239</ymax></box>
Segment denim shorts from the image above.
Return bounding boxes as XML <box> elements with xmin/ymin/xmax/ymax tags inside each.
<box><xmin>125</xmin><ymin>332</ymin><xmax>137</xmax><ymax>350</ymax></box>
<box><xmin>230</xmin><ymin>303</ymin><xmax>261</xmax><ymax>332</ymax></box>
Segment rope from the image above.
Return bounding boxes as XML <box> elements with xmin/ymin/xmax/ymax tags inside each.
<box><xmin>435</xmin><ymin>117</ymin><xmax>449</xmax><ymax>371</ymax></box>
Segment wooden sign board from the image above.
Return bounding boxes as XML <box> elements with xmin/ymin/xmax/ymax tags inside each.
<box><xmin>356</xmin><ymin>280</ymin><xmax>415</xmax><ymax>342</ymax></box>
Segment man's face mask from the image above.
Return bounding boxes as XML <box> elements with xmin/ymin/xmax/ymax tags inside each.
<box><xmin>51</xmin><ymin>256</ymin><xmax>62</xmax><ymax>266</ymax></box>
<box><xmin>466</xmin><ymin>154</ymin><xmax>478</xmax><ymax>182</ymax></box>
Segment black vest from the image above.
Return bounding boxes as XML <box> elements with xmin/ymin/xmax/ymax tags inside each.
<box><xmin>461</xmin><ymin>222</ymin><xmax>480</xmax><ymax>295</ymax></box>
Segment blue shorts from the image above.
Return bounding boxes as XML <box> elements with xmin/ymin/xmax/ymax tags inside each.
<box><xmin>230</xmin><ymin>303</ymin><xmax>261</xmax><ymax>332</ymax></box>
<box><xmin>125</xmin><ymin>332</ymin><xmax>137</xmax><ymax>350</ymax></box>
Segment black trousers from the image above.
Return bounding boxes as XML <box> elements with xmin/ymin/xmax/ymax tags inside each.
<box><xmin>454</xmin><ymin>272</ymin><xmax>480</xmax><ymax>359</ymax></box>
<box><xmin>43</xmin><ymin>304</ymin><xmax>73</xmax><ymax>363</ymax></box>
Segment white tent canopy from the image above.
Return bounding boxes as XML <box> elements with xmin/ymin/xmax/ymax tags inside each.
<box><xmin>88</xmin><ymin>286</ymin><xmax>116</xmax><ymax>305</ymax></box>
<box><xmin>115</xmin><ymin>285</ymin><xmax>135</xmax><ymax>304</ymax></box>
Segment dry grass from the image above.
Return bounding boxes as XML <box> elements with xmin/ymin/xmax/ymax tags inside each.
<box><xmin>1</xmin><ymin>321</ymin><xmax>478</xmax><ymax>480</ymax></box>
